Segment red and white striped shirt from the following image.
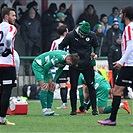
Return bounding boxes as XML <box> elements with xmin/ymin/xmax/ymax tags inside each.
<box><xmin>118</xmin><ymin>22</ymin><xmax>133</xmax><ymax>66</ymax></box>
<box><xmin>0</xmin><ymin>22</ymin><xmax>17</xmax><ymax>67</ymax></box>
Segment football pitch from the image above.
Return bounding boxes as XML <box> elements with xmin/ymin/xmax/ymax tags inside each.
<box><xmin>0</xmin><ymin>99</ymin><xmax>133</xmax><ymax>133</ymax></box>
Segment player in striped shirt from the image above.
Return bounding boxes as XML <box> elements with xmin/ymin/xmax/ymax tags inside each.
<box><xmin>98</xmin><ymin>5</ymin><xmax>133</xmax><ymax>126</ymax></box>
<box><xmin>0</xmin><ymin>7</ymin><xmax>17</xmax><ymax>126</ymax></box>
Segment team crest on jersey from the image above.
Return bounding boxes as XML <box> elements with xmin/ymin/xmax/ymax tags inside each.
<box><xmin>86</xmin><ymin>37</ymin><xmax>90</xmax><ymax>41</ymax></box>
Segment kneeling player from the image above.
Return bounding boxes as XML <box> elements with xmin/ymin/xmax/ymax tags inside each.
<box><xmin>77</xmin><ymin>70</ymin><xmax>131</xmax><ymax>114</ymax></box>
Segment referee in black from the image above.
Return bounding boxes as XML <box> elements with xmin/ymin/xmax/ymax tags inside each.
<box><xmin>59</xmin><ymin>21</ymin><xmax>99</xmax><ymax>115</ymax></box>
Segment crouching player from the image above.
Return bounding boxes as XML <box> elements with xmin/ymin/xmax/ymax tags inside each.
<box><xmin>32</xmin><ymin>50</ymin><xmax>79</xmax><ymax>116</ymax></box>
<box><xmin>77</xmin><ymin>70</ymin><xmax>131</xmax><ymax>114</ymax></box>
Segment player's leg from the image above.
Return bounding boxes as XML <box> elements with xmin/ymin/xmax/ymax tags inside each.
<box><xmin>69</xmin><ymin>67</ymin><xmax>80</xmax><ymax>115</ymax></box>
<box><xmin>98</xmin><ymin>67</ymin><xmax>132</xmax><ymax>126</ymax></box>
<box><xmin>0</xmin><ymin>67</ymin><xmax>16</xmax><ymax>126</ymax></box>
<box><xmin>47</xmin><ymin>79</ymin><xmax>59</xmax><ymax>116</ymax></box>
<box><xmin>82</xmin><ymin>68</ymin><xmax>98</xmax><ymax>116</ymax></box>
<box><xmin>32</xmin><ymin>62</ymin><xmax>54</xmax><ymax>116</ymax></box>
<box><xmin>57</xmin><ymin>83</ymin><xmax>68</xmax><ymax>109</ymax></box>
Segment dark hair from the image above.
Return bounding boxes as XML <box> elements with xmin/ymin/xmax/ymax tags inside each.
<box><xmin>0</xmin><ymin>3</ymin><xmax>7</xmax><ymax>11</ymax></box>
<box><xmin>112</xmin><ymin>7</ymin><xmax>119</xmax><ymax>13</ymax></box>
<box><xmin>69</xmin><ymin>53</ymin><xmax>79</xmax><ymax>67</ymax></box>
<box><xmin>122</xmin><ymin>6</ymin><xmax>133</xmax><ymax>21</ymax></box>
<box><xmin>100</xmin><ymin>14</ymin><xmax>107</xmax><ymax>21</ymax></box>
<box><xmin>27</xmin><ymin>1</ymin><xmax>38</xmax><ymax>9</ymax></box>
<box><xmin>57</xmin><ymin>25</ymin><xmax>68</xmax><ymax>35</ymax></box>
<box><xmin>49</xmin><ymin>3</ymin><xmax>57</xmax><ymax>13</ymax></box>
<box><xmin>59</xmin><ymin>3</ymin><xmax>66</xmax><ymax>9</ymax></box>
<box><xmin>85</xmin><ymin>4</ymin><xmax>96</xmax><ymax>15</ymax></box>
<box><xmin>2</xmin><ymin>7</ymin><xmax>16</xmax><ymax>19</ymax></box>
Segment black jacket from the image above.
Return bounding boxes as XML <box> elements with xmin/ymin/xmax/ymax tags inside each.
<box><xmin>59</xmin><ymin>26</ymin><xmax>99</xmax><ymax>69</ymax></box>
<box><xmin>96</xmin><ymin>32</ymin><xmax>108</xmax><ymax>56</ymax></box>
<box><xmin>20</xmin><ymin>17</ymin><xmax>42</xmax><ymax>48</ymax></box>
<box><xmin>108</xmin><ymin>43</ymin><xmax>122</xmax><ymax>70</ymax></box>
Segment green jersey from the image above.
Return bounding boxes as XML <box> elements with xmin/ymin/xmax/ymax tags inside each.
<box><xmin>78</xmin><ymin>71</ymin><xmax>111</xmax><ymax>107</ymax></box>
<box><xmin>32</xmin><ymin>50</ymin><xmax>69</xmax><ymax>82</ymax></box>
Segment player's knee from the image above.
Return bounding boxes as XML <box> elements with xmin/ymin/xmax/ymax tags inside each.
<box><xmin>98</xmin><ymin>108</ymin><xmax>104</xmax><ymax>114</ymax></box>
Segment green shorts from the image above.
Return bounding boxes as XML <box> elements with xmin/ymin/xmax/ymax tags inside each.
<box><xmin>96</xmin><ymin>84</ymin><xmax>110</xmax><ymax>107</ymax></box>
<box><xmin>32</xmin><ymin>61</ymin><xmax>53</xmax><ymax>83</ymax></box>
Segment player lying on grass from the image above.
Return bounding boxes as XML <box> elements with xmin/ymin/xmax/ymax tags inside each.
<box><xmin>32</xmin><ymin>50</ymin><xmax>79</xmax><ymax>116</ymax></box>
<box><xmin>77</xmin><ymin>70</ymin><xmax>131</xmax><ymax>114</ymax></box>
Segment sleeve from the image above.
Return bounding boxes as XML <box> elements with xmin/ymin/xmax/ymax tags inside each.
<box><xmin>44</xmin><ymin>61</ymin><xmax>54</xmax><ymax>80</ymax></box>
<box><xmin>125</xmin><ymin>26</ymin><xmax>133</xmax><ymax>41</ymax></box>
<box><xmin>59</xmin><ymin>33</ymin><xmax>70</xmax><ymax>50</ymax></box>
<box><xmin>14</xmin><ymin>50</ymin><xmax>20</xmax><ymax>76</ymax></box>
<box><xmin>43</xmin><ymin>56</ymin><xmax>63</xmax><ymax>80</ymax></box>
<box><xmin>50</xmin><ymin>41</ymin><xmax>56</xmax><ymax>51</ymax></box>
<box><xmin>53</xmin><ymin>68</ymin><xmax>63</xmax><ymax>82</ymax></box>
<box><xmin>118</xmin><ymin>40</ymin><xmax>133</xmax><ymax>65</ymax></box>
<box><xmin>6</xmin><ymin>25</ymin><xmax>16</xmax><ymax>48</ymax></box>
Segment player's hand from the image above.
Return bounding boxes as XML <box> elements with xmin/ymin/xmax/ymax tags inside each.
<box><xmin>41</xmin><ymin>83</ymin><xmax>48</xmax><ymax>90</ymax></box>
<box><xmin>49</xmin><ymin>82</ymin><xmax>56</xmax><ymax>92</ymax></box>
<box><xmin>2</xmin><ymin>48</ymin><xmax>12</xmax><ymax>57</ymax></box>
<box><xmin>94</xmin><ymin>54</ymin><xmax>98</xmax><ymax>60</ymax></box>
<box><xmin>113</xmin><ymin>62</ymin><xmax>122</xmax><ymax>69</ymax></box>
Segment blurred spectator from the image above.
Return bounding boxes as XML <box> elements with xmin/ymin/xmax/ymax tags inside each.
<box><xmin>41</xmin><ymin>3</ymin><xmax>57</xmax><ymax>52</ymax></box>
<box><xmin>50</xmin><ymin>22</ymin><xmax>64</xmax><ymax>44</ymax></box>
<box><xmin>108</xmin><ymin>34</ymin><xmax>122</xmax><ymax>84</ymax></box>
<box><xmin>106</xmin><ymin>18</ymin><xmax>122</xmax><ymax>52</ymax></box>
<box><xmin>76</xmin><ymin>4</ymin><xmax>99</xmax><ymax>30</ymax></box>
<box><xmin>99</xmin><ymin>14</ymin><xmax>111</xmax><ymax>36</ymax></box>
<box><xmin>93</xmin><ymin>24</ymin><xmax>108</xmax><ymax>56</ymax></box>
<box><xmin>108</xmin><ymin>7</ymin><xmax>124</xmax><ymax>31</ymax></box>
<box><xmin>18</xmin><ymin>1</ymin><xmax>41</xmax><ymax>25</ymax></box>
<box><xmin>56</xmin><ymin>12</ymin><xmax>67</xmax><ymax>23</ymax></box>
<box><xmin>20</xmin><ymin>8</ymin><xmax>42</xmax><ymax>75</ymax></box>
<box><xmin>58</xmin><ymin>3</ymin><xmax>75</xmax><ymax>31</ymax></box>
<box><xmin>0</xmin><ymin>3</ymin><xmax>8</xmax><ymax>23</ymax></box>
<box><xmin>12</xmin><ymin>0</ymin><xmax>22</xmax><ymax>10</ymax></box>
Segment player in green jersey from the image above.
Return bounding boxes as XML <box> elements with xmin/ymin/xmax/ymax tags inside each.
<box><xmin>32</xmin><ymin>50</ymin><xmax>79</xmax><ymax>116</ymax></box>
<box><xmin>77</xmin><ymin>70</ymin><xmax>131</xmax><ymax>114</ymax></box>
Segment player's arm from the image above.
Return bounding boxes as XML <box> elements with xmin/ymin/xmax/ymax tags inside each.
<box><xmin>53</xmin><ymin>68</ymin><xmax>63</xmax><ymax>82</ymax></box>
<box><xmin>14</xmin><ymin>50</ymin><xmax>20</xmax><ymax>77</ymax></box>
<box><xmin>50</xmin><ymin>41</ymin><xmax>56</xmax><ymax>51</ymax></box>
<box><xmin>118</xmin><ymin>40</ymin><xmax>133</xmax><ymax>65</ymax></box>
<box><xmin>59</xmin><ymin>33</ymin><xmax>70</xmax><ymax>50</ymax></box>
<box><xmin>2</xmin><ymin>26</ymin><xmax>16</xmax><ymax>57</ymax></box>
<box><xmin>44</xmin><ymin>61</ymin><xmax>54</xmax><ymax>80</ymax></box>
<box><xmin>78</xmin><ymin>74</ymin><xmax>83</xmax><ymax>90</ymax></box>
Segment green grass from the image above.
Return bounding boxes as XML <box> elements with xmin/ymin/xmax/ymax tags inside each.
<box><xmin>0</xmin><ymin>99</ymin><xmax>133</xmax><ymax>133</ymax></box>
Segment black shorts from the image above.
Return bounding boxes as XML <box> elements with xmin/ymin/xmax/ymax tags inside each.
<box><xmin>56</xmin><ymin>70</ymin><xmax>69</xmax><ymax>83</ymax></box>
<box><xmin>0</xmin><ymin>66</ymin><xmax>16</xmax><ymax>86</ymax></box>
<box><xmin>115</xmin><ymin>66</ymin><xmax>133</xmax><ymax>87</ymax></box>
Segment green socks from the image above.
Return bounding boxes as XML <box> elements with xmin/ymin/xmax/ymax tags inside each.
<box><xmin>47</xmin><ymin>91</ymin><xmax>54</xmax><ymax>108</ymax></box>
<box><xmin>78</xmin><ymin>88</ymin><xmax>84</xmax><ymax>106</ymax></box>
<box><xmin>39</xmin><ymin>90</ymin><xmax>48</xmax><ymax>109</ymax></box>
<box><xmin>103</xmin><ymin>106</ymin><xmax>112</xmax><ymax>114</ymax></box>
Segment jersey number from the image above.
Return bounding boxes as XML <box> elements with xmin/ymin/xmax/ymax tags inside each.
<box><xmin>0</xmin><ymin>31</ymin><xmax>4</xmax><ymax>46</ymax></box>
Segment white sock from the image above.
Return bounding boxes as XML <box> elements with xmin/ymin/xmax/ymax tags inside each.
<box><xmin>62</xmin><ymin>103</ymin><xmax>66</xmax><ymax>106</ymax></box>
<box><xmin>119</xmin><ymin>103</ymin><xmax>124</xmax><ymax>108</ymax></box>
<box><xmin>47</xmin><ymin>108</ymin><xmax>52</xmax><ymax>111</ymax></box>
<box><xmin>42</xmin><ymin>108</ymin><xmax>47</xmax><ymax>112</ymax></box>
<box><xmin>1</xmin><ymin>117</ymin><xmax>6</xmax><ymax>123</ymax></box>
